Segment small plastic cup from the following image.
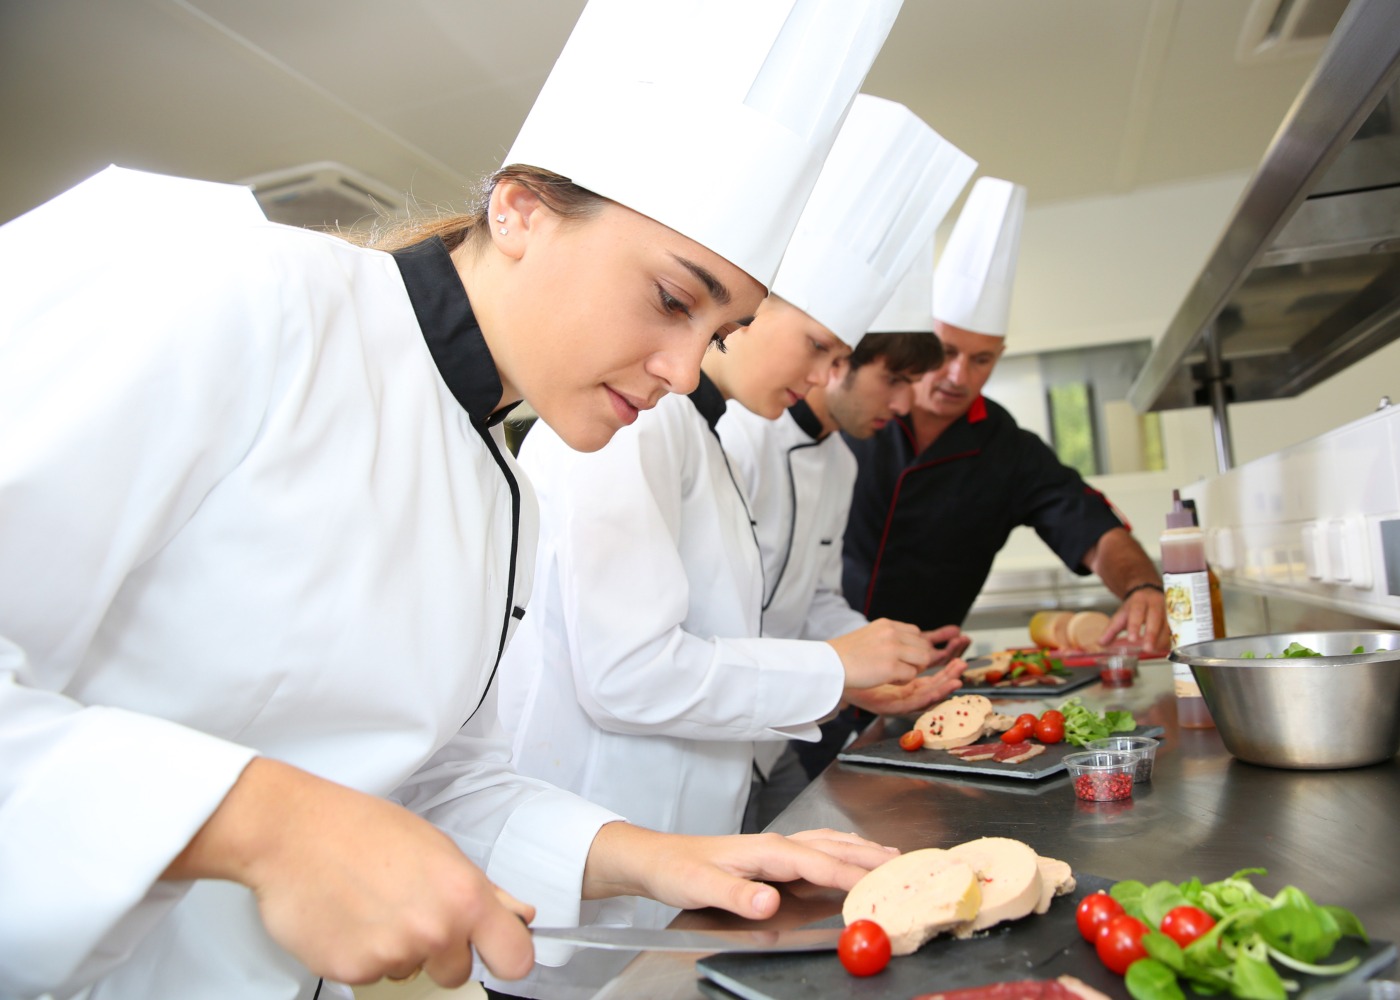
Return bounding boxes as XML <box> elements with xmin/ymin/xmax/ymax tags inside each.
<box><xmin>1086</xmin><ymin>735</ymin><xmax>1159</xmax><ymax>783</ymax></box>
<box><xmin>1097</xmin><ymin>652</ymin><xmax>1139</xmax><ymax>687</ymax></box>
<box><xmin>1064</xmin><ymin>750</ymin><xmax>1136</xmax><ymax>801</ymax></box>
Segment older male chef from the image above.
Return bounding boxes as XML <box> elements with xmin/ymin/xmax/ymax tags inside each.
<box><xmin>842</xmin><ymin>177</ymin><xmax>1170</xmax><ymax>650</ymax></box>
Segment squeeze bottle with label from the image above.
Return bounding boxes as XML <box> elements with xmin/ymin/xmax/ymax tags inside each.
<box><xmin>1182</xmin><ymin>499</ymin><xmax>1227</xmax><ymax>639</ymax></box>
<box><xmin>1161</xmin><ymin>489</ymin><xmax>1215</xmax><ymax>728</ymax></box>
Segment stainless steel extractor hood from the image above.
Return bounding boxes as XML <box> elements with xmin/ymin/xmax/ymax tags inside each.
<box><xmin>1129</xmin><ymin>0</ymin><xmax>1400</xmax><ymax>422</ymax></box>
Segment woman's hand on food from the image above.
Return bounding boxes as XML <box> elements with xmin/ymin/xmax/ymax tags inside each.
<box><xmin>162</xmin><ymin>757</ymin><xmax>536</xmax><ymax>987</ymax></box>
<box><xmin>581</xmin><ymin>823</ymin><xmax>897</xmax><ymax>919</ymax></box>
<box><xmin>843</xmin><ymin>660</ymin><xmax>967</xmax><ymax>715</ymax></box>
<box><xmin>828</xmin><ymin>618</ymin><xmax>933</xmax><ymax>690</ymax></box>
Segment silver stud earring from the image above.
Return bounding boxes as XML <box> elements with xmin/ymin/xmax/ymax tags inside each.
<box><xmin>496</xmin><ymin>213</ymin><xmax>508</xmax><ymax>236</ymax></box>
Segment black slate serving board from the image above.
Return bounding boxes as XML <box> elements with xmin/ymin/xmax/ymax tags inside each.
<box><xmin>837</xmin><ymin>721</ymin><xmax>1165</xmax><ymax>781</ymax></box>
<box><xmin>956</xmin><ymin>669</ymin><xmax>1100</xmax><ymax>699</ymax></box>
<box><xmin>696</xmin><ymin>875</ymin><xmax>1396</xmax><ymax>1000</ymax></box>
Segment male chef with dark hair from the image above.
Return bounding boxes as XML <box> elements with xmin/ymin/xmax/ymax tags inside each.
<box><xmin>843</xmin><ymin>177</ymin><xmax>1170</xmax><ymax>650</ymax></box>
<box><xmin>717</xmin><ymin>113</ymin><xmax>981</xmax><ymax>828</ymax></box>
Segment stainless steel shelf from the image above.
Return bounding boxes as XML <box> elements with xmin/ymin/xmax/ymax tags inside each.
<box><xmin>1129</xmin><ymin>0</ymin><xmax>1400</xmax><ymax>416</ymax></box>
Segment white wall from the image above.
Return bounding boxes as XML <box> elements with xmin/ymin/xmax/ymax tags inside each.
<box><xmin>977</xmin><ymin>172</ymin><xmax>1400</xmax><ymax>572</ymax></box>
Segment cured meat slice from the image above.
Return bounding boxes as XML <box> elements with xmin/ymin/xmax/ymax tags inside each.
<box><xmin>842</xmin><ymin>848</ymin><xmax>981</xmax><ymax>956</ymax></box>
<box><xmin>945</xmin><ymin>742</ymin><xmax>1000</xmax><ymax>761</ymax></box>
<box><xmin>994</xmin><ymin>742</ymin><xmax>1046</xmax><ymax>764</ymax></box>
<box><xmin>944</xmin><ymin>837</ymin><xmax>1043</xmax><ymax>933</ymax></box>
<box><xmin>914</xmin><ymin>975</ymin><xmax>1111</xmax><ymax>1000</ymax></box>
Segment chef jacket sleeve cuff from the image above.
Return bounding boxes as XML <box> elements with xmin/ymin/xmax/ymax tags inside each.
<box><xmin>0</xmin><ymin>705</ymin><xmax>255</xmax><ymax>987</ymax></box>
<box><xmin>731</xmin><ymin>637</ymin><xmax>845</xmax><ymax>742</ymax></box>
<box><xmin>484</xmin><ymin>791</ymin><xmax>623</xmax><ymax>967</ymax></box>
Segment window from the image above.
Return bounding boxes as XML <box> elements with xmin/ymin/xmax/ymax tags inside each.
<box><xmin>984</xmin><ymin>341</ymin><xmax>1165</xmax><ymax>476</ymax></box>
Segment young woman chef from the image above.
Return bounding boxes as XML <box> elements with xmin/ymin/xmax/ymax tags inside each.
<box><xmin>0</xmin><ymin>1</ymin><xmax>909</xmax><ymax>997</ymax></box>
<box><xmin>717</xmin><ymin>121</ymin><xmax>977</xmax><ymax>829</ymax></box>
<box><xmin>490</xmin><ymin>95</ymin><xmax>967</xmax><ymax>996</ymax></box>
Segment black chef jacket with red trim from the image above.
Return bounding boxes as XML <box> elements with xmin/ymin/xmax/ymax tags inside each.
<box><xmin>841</xmin><ymin>395</ymin><xmax>1126</xmax><ymax>631</ymax></box>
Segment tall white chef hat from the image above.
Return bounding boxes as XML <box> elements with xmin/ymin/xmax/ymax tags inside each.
<box><xmin>769</xmin><ymin>95</ymin><xmax>975</xmax><ymax>347</ymax></box>
<box><xmin>505</xmin><ymin>0</ymin><xmax>903</xmax><ymax>288</ymax></box>
<box><xmin>932</xmin><ymin>176</ymin><xmax>1027</xmax><ymax>337</ymax></box>
<box><xmin>867</xmin><ymin>237</ymin><xmax>936</xmax><ymax>333</ymax></box>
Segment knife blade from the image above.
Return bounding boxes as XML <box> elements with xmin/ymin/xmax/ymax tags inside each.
<box><xmin>529</xmin><ymin>925</ymin><xmax>844</xmax><ymax>953</ymax></box>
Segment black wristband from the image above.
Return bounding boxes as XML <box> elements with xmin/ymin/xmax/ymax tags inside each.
<box><xmin>1122</xmin><ymin>581</ymin><xmax>1165</xmax><ymax>600</ymax></box>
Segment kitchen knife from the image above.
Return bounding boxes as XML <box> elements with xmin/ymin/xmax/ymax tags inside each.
<box><xmin>529</xmin><ymin>925</ymin><xmax>843</xmax><ymax>953</ymax></box>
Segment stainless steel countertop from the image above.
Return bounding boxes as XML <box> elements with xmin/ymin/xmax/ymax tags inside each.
<box><xmin>595</xmin><ymin>661</ymin><xmax>1400</xmax><ymax>1000</ymax></box>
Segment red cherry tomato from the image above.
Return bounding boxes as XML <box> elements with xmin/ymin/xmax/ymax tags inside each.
<box><xmin>898</xmin><ymin>730</ymin><xmax>925</xmax><ymax>752</ymax></box>
<box><xmin>1020</xmin><ymin>660</ymin><xmax>1047</xmax><ymax>677</ymax></box>
<box><xmin>985</xmin><ymin>670</ymin><xmax>1007</xmax><ymax>684</ymax></box>
<box><xmin>1096</xmin><ymin>914</ymin><xmax>1150</xmax><ymax>975</ymax></box>
<box><xmin>839</xmin><ymin>920</ymin><xmax>891</xmax><ymax>977</ymax></box>
<box><xmin>1160</xmin><ymin>905</ymin><xmax>1216</xmax><ymax>947</ymax></box>
<box><xmin>1075</xmin><ymin>892</ymin><xmax>1125</xmax><ymax>942</ymax></box>
<box><xmin>1001</xmin><ymin>722</ymin><xmax>1034</xmax><ymax>743</ymax></box>
<box><xmin>1034</xmin><ymin>716</ymin><xmax>1065</xmax><ymax>743</ymax></box>
<box><xmin>1039</xmin><ymin>710</ymin><xmax>1065</xmax><ymax>726</ymax></box>
<box><xmin>1015</xmin><ymin>713</ymin><xmax>1039</xmax><ymax>729</ymax></box>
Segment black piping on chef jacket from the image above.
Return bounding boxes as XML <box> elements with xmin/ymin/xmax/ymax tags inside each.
<box><xmin>842</xmin><ymin>395</ymin><xmax>1126</xmax><ymax>631</ymax></box>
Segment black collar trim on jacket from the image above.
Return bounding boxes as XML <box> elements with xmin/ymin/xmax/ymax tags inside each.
<box><xmin>788</xmin><ymin>399</ymin><xmax>825</xmax><ymax>440</ymax></box>
<box><xmin>391</xmin><ymin>237</ymin><xmax>519</xmax><ymax>428</ymax></box>
<box><xmin>687</xmin><ymin>371</ymin><xmax>727</xmax><ymax>430</ymax></box>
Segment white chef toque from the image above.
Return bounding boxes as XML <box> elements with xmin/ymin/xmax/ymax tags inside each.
<box><xmin>768</xmin><ymin>94</ymin><xmax>975</xmax><ymax>347</ymax></box>
<box><xmin>505</xmin><ymin>0</ymin><xmax>904</xmax><ymax>288</ymax></box>
<box><xmin>932</xmin><ymin>176</ymin><xmax>1028</xmax><ymax>337</ymax></box>
<box><xmin>868</xmin><ymin>237</ymin><xmax>936</xmax><ymax>333</ymax></box>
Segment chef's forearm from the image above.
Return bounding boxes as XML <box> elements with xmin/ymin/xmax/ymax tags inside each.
<box><xmin>1082</xmin><ymin>527</ymin><xmax>1160</xmax><ymax>597</ymax></box>
<box><xmin>580</xmin><ymin>821</ymin><xmax>654</xmax><ymax>900</ymax></box>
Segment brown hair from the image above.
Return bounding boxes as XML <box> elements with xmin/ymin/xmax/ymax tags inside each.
<box><xmin>347</xmin><ymin>165</ymin><xmax>609</xmax><ymax>253</ymax></box>
<box><xmin>847</xmin><ymin>331</ymin><xmax>944</xmax><ymax>381</ymax></box>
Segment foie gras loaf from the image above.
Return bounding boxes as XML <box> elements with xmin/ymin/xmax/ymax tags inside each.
<box><xmin>841</xmin><ymin>848</ymin><xmax>980</xmax><ymax>956</ymax></box>
<box><xmin>945</xmin><ymin>837</ymin><xmax>1043</xmax><ymax>933</ymax></box>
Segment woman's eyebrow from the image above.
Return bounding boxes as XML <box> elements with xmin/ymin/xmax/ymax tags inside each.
<box><xmin>668</xmin><ymin>253</ymin><xmax>731</xmax><ymax>306</ymax></box>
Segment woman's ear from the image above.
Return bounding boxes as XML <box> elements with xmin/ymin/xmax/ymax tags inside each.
<box><xmin>489</xmin><ymin>180</ymin><xmax>547</xmax><ymax>260</ymax></box>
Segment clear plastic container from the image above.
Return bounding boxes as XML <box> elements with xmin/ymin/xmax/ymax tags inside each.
<box><xmin>1064</xmin><ymin>751</ymin><xmax>1136</xmax><ymax>801</ymax></box>
<box><xmin>1086</xmin><ymin>736</ymin><xmax>1159</xmax><ymax>783</ymax></box>
<box><xmin>1097</xmin><ymin>652</ymin><xmax>1138</xmax><ymax>688</ymax></box>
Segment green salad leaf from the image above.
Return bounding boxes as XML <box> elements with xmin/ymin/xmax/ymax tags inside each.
<box><xmin>1057</xmin><ymin>696</ymin><xmax>1137</xmax><ymax>746</ymax></box>
<box><xmin>1110</xmin><ymin>869</ymin><xmax>1368</xmax><ymax>1000</ymax></box>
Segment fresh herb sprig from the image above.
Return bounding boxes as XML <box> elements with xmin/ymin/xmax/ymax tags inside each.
<box><xmin>1111</xmin><ymin>869</ymin><xmax>1368</xmax><ymax>1000</ymax></box>
<box><xmin>1057</xmin><ymin>696</ymin><xmax>1136</xmax><ymax>746</ymax></box>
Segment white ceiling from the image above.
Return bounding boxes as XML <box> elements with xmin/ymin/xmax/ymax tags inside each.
<box><xmin>0</xmin><ymin>0</ymin><xmax>1333</xmax><ymax>227</ymax></box>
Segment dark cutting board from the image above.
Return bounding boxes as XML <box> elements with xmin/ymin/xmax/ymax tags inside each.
<box><xmin>838</xmin><ymin>722</ymin><xmax>1165</xmax><ymax>781</ymax></box>
<box><xmin>696</xmin><ymin>875</ymin><xmax>1396</xmax><ymax>1000</ymax></box>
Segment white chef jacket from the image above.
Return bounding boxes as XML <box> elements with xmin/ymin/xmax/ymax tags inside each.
<box><xmin>0</xmin><ymin>167</ymin><xmax>619</xmax><ymax>1000</ymax></box>
<box><xmin>717</xmin><ymin>401</ymin><xmax>869</xmax><ymax>643</ymax></box>
<box><xmin>715</xmin><ymin>401</ymin><xmax>869</xmax><ymax>781</ymax></box>
<box><xmin>491</xmin><ymin>377</ymin><xmax>844</xmax><ymax>988</ymax></box>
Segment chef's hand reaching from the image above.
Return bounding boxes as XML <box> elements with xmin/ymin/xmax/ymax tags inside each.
<box><xmin>844</xmin><ymin>657</ymin><xmax>967</xmax><ymax>716</ymax></box>
<box><xmin>1100</xmin><ymin>586</ymin><xmax>1170</xmax><ymax>652</ymax></box>
<box><xmin>921</xmin><ymin>623</ymin><xmax>973</xmax><ymax>665</ymax></box>
<box><xmin>582</xmin><ymin>823</ymin><xmax>897</xmax><ymax>918</ymax></box>
<box><xmin>162</xmin><ymin>757</ymin><xmax>535</xmax><ymax>989</ymax></box>
<box><xmin>828</xmin><ymin>618</ymin><xmax>933</xmax><ymax>689</ymax></box>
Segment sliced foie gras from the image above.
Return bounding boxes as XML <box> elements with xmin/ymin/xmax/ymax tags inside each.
<box><xmin>1066</xmin><ymin>610</ymin><xmax>1110</xmax><ymax>652</ymax></box>
<box><xmin>842</xmin><ymin>848</ymin><xmax>981</xmax><ymax>956</ymax></box>
<box><xmin>1034</xmin><ymin>855</ymin><xmax>1077</xmax><ymax>914</ymax></box>
<box><xmin>944</xmin><ymin>837</ymin><xmax>1043</xmax><ymax>933</ymax></box>
<box><xmin>913</xmin><ymin>694</ymin><xmax>994</xmax><ymax>749</ymax></box>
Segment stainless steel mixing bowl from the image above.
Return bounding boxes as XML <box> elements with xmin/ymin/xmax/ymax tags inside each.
<box><xmin>1170</xmin><ymin>630</ymin><xmax>1400</xmax><ymax>769</ymax></box>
